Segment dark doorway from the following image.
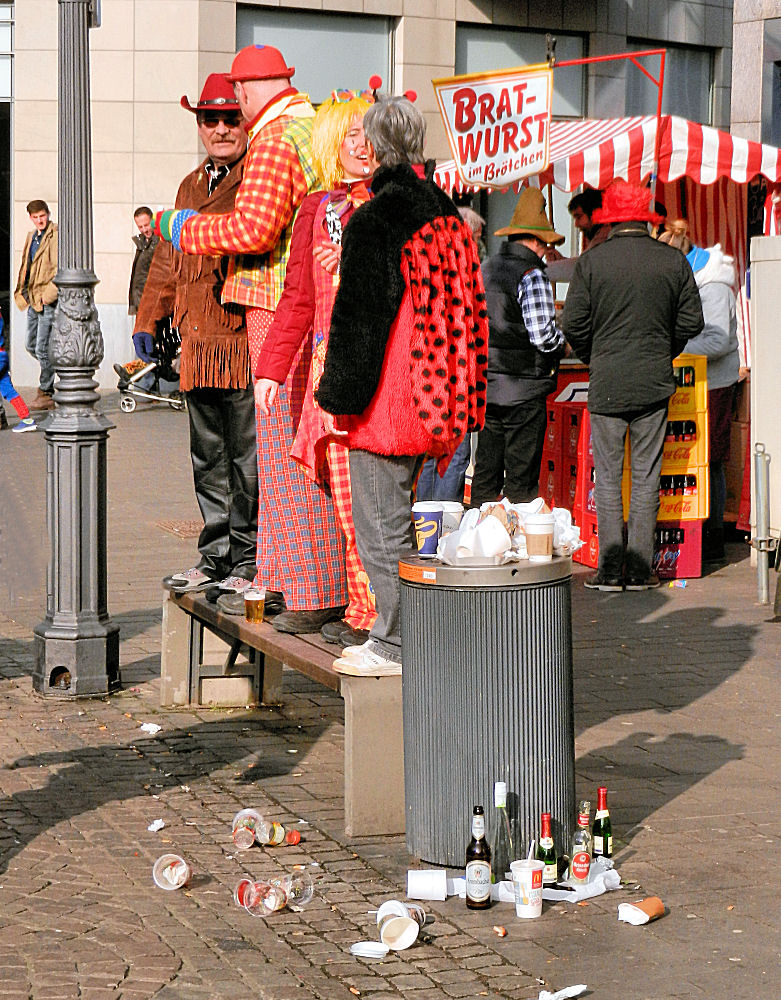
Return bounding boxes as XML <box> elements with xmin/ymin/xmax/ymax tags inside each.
<box><xmin>0</xmin><ymin>101</ymin><xmax>10</xmax><ymax>338</ymax></box>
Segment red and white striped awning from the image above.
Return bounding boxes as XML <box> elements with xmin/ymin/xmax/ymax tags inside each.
<box><xmin>434</xmin><ymin>115</ymin><xmax>781</xmax><ymax>193</ymax></box>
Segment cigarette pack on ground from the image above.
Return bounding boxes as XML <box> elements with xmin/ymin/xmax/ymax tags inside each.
<box><xmin>618</xmin><ymin>896</ymin><xmax>665</xmax><ymax>924</ymax></box>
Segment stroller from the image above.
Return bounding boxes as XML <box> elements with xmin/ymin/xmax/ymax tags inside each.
<box><xmin>115</xmin><ymin>318</ymin><xmax>186</xmax><ymax>413</ymax></box>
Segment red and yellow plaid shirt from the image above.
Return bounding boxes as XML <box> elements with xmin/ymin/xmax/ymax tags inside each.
<box><xmin>179</xmin><ymin>92</ymin><xmax>318</xmax><ymax>310</ymax></box>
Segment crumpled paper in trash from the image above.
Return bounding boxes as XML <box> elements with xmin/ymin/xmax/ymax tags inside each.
<box><xmin>539</xmin><ymin>986</ymin><xmax>588</xmax><ymax>1000</ymax></box>
<box><xmin>436</xmin><ymin>498</ymin><xmax>582</xmax><ymax>566</ymax></box>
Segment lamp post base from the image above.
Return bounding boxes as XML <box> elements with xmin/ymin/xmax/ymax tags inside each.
<box><xmin>33</xmin><ymin>625</ymin><xmax>120</xmax><ymax>698</ymax></box>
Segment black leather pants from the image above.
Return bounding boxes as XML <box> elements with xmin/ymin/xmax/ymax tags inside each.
<box><xmin>187</xmin><ymin>386</ymin><xmax>258</xmax><ymax>581</ymax></box>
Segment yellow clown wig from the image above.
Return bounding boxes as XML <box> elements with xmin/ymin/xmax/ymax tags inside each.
<box><xmin>312</xmin><ymin>93</ymin><xmax>374</xmax><ymax>190</ymax></box>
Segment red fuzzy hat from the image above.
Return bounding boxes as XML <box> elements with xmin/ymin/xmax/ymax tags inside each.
<box><xmin>592</xmin><ymin>179</ymin><xmax>664</xmax><ymax>226</ymax></box>
<box><xmin>180</xmin><ymin>73</ymin><xmax>240</xmax><ymax>114</ymax></box>
<box><xmin>225</xmin><ymin>44</ymin><xmax>295</xmax><ymax>83</ymax></box>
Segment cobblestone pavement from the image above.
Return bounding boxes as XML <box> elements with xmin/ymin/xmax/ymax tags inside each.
<box><xmin>0</xmin><ymin>394</ymin><xmax>778</xmax><ymax>999</ymax></box>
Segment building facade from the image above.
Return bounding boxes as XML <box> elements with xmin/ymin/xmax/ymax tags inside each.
<box><xmin>7</xmin><ymin>0</ymin><xmax>733</xmax><ymax>387</ymax></box>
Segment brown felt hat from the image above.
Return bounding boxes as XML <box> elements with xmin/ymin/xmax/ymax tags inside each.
<box><xmin>494</xmin><ymin>187</ymin><xmax>565</xmax><ymax>245</ymax></box>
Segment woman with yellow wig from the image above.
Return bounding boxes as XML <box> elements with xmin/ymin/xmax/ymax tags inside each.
<box><xmin>254</xmin><ymin>88</ymin><xmax>378</xmax><ymax>646</ymax></box>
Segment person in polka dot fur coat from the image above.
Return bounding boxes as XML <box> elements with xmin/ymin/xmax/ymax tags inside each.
<box><xmin>316</xmin><ymin>95</ymin><xmax>489</xmax><ymax>675</ymax></box>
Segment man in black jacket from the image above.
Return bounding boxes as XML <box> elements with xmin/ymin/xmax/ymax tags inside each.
<box><xmin>470</xmin><ymin>187</ymin><xmax>566</xmax><ymax>507</ymax></box>
<box><xmin>128</xmin><ymin>207</ymin><xmax>159</xmax><ymax>315</ymax></box>
<box><xmin>563</xmin><ymin>179</ymin><xmax>704</xmax><ymax>591</ymax></box>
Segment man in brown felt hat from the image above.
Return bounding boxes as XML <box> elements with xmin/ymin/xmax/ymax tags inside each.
<box><xmin>133</xmin><ymin>73</ymin><xmax>260</xmax><ymax>599</ymax></box>
<box><xmin>470</xmin><ymin>186</ymin><xmax>568</xmax><ymax>507</ymax></box>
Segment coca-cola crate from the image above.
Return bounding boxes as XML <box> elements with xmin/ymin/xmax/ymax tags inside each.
<box><xmin>572</xmin><ymin>513</ymin><xmax>599</xmax><ymax>568</ymax></box>
<box><xmin>661</xmin><ymin>413</ymin><xmax>709</xmax><ymax>470</ymax></box>
<box><xmin>576</xmin><ymin>461</ymin><xmax>597</xmax><ymax>517</ymax></box>
<box><xmin>562</xmin><ymin>461</ymin><xmax>579</xmax><ymax>513</ymax></box>
<box><xmin>578</xmin><ymin>409</ymin><xmax>594</xmax><ymax>461</ymax></box>
<box><xmin>653</xmin><ymin>520</ymin><xmax>703</xmax><ymax>579</ymax></box>
<box><xmin>539</xmin><ymin>451</ymin><xmax>563</xmax><ymax>508</ymax></box>
<box><xmin>562</xmin><ymin>405</ymin><xmax>585</xmax><ymax>460</ymax></box>
<box><xmin>667</xmin><ymin>353</ymin><xmax>708</xmax><ymax>416</ymax></box>
<box><xmin>622</xmin><ymin>465</ymin><xmax>709</xmax><ymax>521</ymax></box>
<box><xmin>543</xmin><ymin>406</ymin><xmax>563</xmax><ymax>457</ymax></box>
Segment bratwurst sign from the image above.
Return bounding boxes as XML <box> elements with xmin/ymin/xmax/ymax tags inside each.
<box><xmin>433</xmin><ymin>64</ymin><xmax>552</xmax><ymax>188</ymax></box>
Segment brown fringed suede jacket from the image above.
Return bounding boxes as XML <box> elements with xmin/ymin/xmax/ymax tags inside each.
<box><xmin>134</xmin><ymin>155</ymin><xmax>249</xmax><ymax>391</ymax></box>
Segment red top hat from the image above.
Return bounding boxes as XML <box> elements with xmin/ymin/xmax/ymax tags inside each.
<box><xmin>225</xmin><ymin>44</ymin><xmax>295</xmax><ymax>84</ymax></box>
<box><xmin>181</xmin><ymin>73</ymin><xmax>241</xmax><ymax>114</ymax></box>
<box><xmin>592</xmin><ymin>179</ymin><xmax>664</xmax><ymax>226</ymax></box>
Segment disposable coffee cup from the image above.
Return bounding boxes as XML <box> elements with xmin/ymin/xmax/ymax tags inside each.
<box><xmin>376</xmin><ymin>901</ymin><xmax>422</xmax><ymax>950</ymax></box>
<box><xmin>407</xmin><ymin>868</ymin><xmax>448</xmax><ymax>901</ymax></box>
<box><xmin>524</xmin><ymin>512</ymin><xmax>555</xmax><ymax>562</ymax></box>
<box><xmin>152</xmin><ymin>853</ymin><xmax>191</xmax><ymax>890</ymax></box>
<box><xmin>510</xmin><ymin>859</ymin><xmax>545</xmax><ymax>918</ymax></box>
<box><xmin>412</xmin><ymin>502</ymin><xmax>444</xmax><ymax>558</ymax></box>
<box><xmin>440</xmin><ymin>501</ymin><xmax>465</xmax><ymax>535</ymax></box>
<box><xmin>244</xmin><ymin>587</ymin><xmax>266</xmax><ymax>623</ymax></box>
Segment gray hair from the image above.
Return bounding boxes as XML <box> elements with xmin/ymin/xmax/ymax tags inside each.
<box><xmin>363</xmin><ymin>96</ymin><xmax>426</xmax><ymax>166</ymax></box>
<box><xmin>458</xmin><ymin>206</ymin><xmax>485</xmax><ymax>237</ymax></box>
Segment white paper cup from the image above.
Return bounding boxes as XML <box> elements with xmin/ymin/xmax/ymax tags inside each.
<box><xmin>524</xmin><ymin>512</ymin><xmax>555</xmax><ymax>562</ymax></box>
<box><xmin>376</xmin><ymin>901</ymin><xmax>423</xmax><ymax>949</ymax></box>
<box><xmin>510</xmin><ymin>859</ymin><xmax>545</xmax><ymax>918</ymax></box>
<box><xmin>407</xmin><ymin>868</ymin><xmax>448</xmax><ymax>901</ymax></box>
<box><xmin>152</xmin><ymin>853</ymin><xmax>192</xmax><ymax>890</ymax></box>
<box><xmin>440</xmin><ymin>501</ymin><xmax>465</xmax><ymax>534</ymax></box>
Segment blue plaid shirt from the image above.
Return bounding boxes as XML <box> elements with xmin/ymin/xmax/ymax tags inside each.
<box><xmin>519</xmin><ymin>268</ymin><xmax>564</xmax><ymax>353</ymax></box>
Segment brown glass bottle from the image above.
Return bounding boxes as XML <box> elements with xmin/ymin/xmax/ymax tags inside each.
<box><xmin>465</xmin><ymin>805</ymin><xmax>492</xmax><ymax>909</ymax></box>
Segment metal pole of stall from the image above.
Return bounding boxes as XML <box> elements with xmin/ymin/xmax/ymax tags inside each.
<box><xmin>753</xmin><ymin>443</ymin><xmax>772</xmax><ymax>606</ymax></box>
<box><xmin>32</xmin><ymin>0</ymin><xmax>120</xmax><ymax>696</ymax></box>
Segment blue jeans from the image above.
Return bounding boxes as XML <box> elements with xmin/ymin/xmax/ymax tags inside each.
<box><xmin>590</xmin><ymin>403</ymin><xmax>667</xmax><ymax>579</ymax></box>
<box><xmin>416</xmin><ymin>433</ymin><xmax>473</xmax><ymax>502</ymax></box>
<box><xmin>348</xmin><ymin>450</ymin><xmax>424</xmax><ymax>658</ymax></box>
<box><xmin>25</xmin><ymin>303</ymin><xmax>56</xmax><ymax>393</ymax></box>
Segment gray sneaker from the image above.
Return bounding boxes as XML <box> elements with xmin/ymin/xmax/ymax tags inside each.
<box><xmin>164</xmin><ymin>567</ymin><xmax>213</xmax><ymax>592</ymax></box>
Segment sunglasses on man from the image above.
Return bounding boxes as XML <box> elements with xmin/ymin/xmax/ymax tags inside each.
<box><xmin>197</xmin><ymin>112</ymin><xmax>243</xmax><ymax>129</ymax></box>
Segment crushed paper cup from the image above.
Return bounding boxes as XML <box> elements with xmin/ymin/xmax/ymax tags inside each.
<box><xmin>436</xmin><ymin>514</ymin><xmax>512</xmax><ymax>565</ymax></box>
<box><xmin>618</xmin><ymin>896</ymin><xmax>665</xmax><ymax>925</ymax></box>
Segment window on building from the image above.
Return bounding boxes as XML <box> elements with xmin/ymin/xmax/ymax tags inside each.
<box><xmin>455</xmin><ymin>25</ymin><xmax>586</xmax><ymax>260</ymax></box>
<box><xmin>0</xmin><ymin>6</ymin><xmax>10</xmax><ymax>102</ymax></box>
<box><xmin>625</xmin><ymin>42</ymin><xmax>713</xmax><ymax>124</ymax></box>
<box><xmin>236</xmin><ymin>6</ymin><xmax>391</xmax><ymax>106</ymax></box>
<box><xmin>763</xmin><ymin>19</ymin><xmax>781</xmax><ymax>146</ymax></box>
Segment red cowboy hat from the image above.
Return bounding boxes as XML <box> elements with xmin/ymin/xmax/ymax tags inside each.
<box><xmin>225</xmin><ymin>44</ymin><xmax>295</xmax><ymax>84</ymax></box>
<box><xmin>180</xmin><ymin>73</ymin><xmax>241</xmax><ymax>114</ymax></box>
<box><xmin>592</xmin><ymin>178</ymin><xmax>664</xmax><ymax>226</ymax></box>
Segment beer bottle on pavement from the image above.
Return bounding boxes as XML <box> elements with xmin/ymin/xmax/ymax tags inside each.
<box><xmin>465</xmin><ymin>805</ymin><xmax>492</xmax><ymax>909</ymax></box>
<box><xmin>569</xmin><ymin>800</ymin><xmax>592</xmax><ymax>883</ymax></box>
<box><xmin>592</xmin><ymin>786</ymin><xmax>613</xmax><ymax>860</ymax></box>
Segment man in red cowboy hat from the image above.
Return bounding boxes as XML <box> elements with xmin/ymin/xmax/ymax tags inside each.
<box><xmin>153</xmin><ymin>45</ymin><xmax>348</xmax><ymax>632</ymax></box>
<box><xmin>470</xmin><ymin>186</ymin><xmax>567</xmax><ymax>508</ymax></box>
<box><xmin>133</xmin><ymin>73</ymin><xmax>259</xmax><ymax>599</ymax></box>
<box><xmin>563</xmin><ymin>178</ymin><xmax>703</xmax><ymax>591</ymax></box>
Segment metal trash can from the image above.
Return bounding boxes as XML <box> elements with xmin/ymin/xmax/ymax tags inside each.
<box><xmin>399</xmin><ymin>555</ymin><xmax>574</xmax><ymax>867</ymax></box>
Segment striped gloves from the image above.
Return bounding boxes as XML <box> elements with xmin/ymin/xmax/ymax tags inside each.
<box><xmin>153</xmin><ymin>208</ymin><xmax>198</xmax><ymax>252</ymax></box>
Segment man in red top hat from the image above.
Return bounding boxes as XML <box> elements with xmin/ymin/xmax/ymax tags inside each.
<box><xmin>153</xmin><ymin>46</ymin><xmax>348</xmax><ymax>633</ymax></box>
<box><xmin>564</xmin><ymin>179</ymin><xmax>703</xmax><ymax>592</ymax></box>
<box><xmin>133</xmin><ymin>73</ymin><xmax>259</xmax><ymax>599</ymax></box>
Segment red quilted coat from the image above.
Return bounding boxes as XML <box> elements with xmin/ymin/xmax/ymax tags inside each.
<box><xmin>316</xmin><ymin>163</ymin><xmax>488</xmax><ymax>463</ymax></box>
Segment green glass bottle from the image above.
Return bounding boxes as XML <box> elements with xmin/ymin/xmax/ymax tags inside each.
<box><xmin>592</xmin><ymin>786</ymin><xmax>613</xmax><ymax>859</ymax></box>
<box><xmin>490</xmin><ymin>781</ymin><xmax>514</xmax><ymax>882</ymax></box>
<box><xmin>536</xmin><ymin>811</ymin><xmax>558</xmax><ymax>886</ymax></box>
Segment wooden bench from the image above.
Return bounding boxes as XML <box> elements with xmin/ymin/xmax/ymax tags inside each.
<box><xmin>160</xmin><ymin>590</ymin><xmax>404</xmax><ymax>837</ymax></box>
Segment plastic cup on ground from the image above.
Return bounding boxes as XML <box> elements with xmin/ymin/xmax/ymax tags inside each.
<box><xmin>232</xmin><ymin>808</ymin><xmax>264</xmax><ymax>850</ymax></box>
<box><xmin>244</xmin><ymin>587</ymin><xmax>266</xmax><ymax>623</ymax></box>
<box><xmin>233</xmin><ymin>877</ymin><xmax>254</xmax><ymax>907</ymax></box>
<box><xmin>411</xmin><ymin>501</ymin><xmax>444</xmax><ymax>558</ymax></box>
<box><xmin>244</xmin><ymin>880</ymin><xmax>287</xmax><ymax>917</ymax></box>
<box><xmin>152</xmin><ymin>854</ymin><xmax>192</xmax><ymax>890</ymax></box>
<box><xmin>375</xmin><ymin>900</ymin><xmax>425</xmax><ymax>949</ymax></box>
<box><xmin>524</xmin><ymin>512</ymin><xmax>555</xmax><ymax>562</ymax></box>
<box><xmin>270</xmin><ymin>871</ymin><xmax>315</xmax><ymax>908</ymax></box>
<box><xmin>407</xmin><ymin>868</ymin><xmax>447</xmax><ymax>901</ymax></box>
<box><xmin>510</xmin><ymin>859</ymin><xmax>545</xmax><ymax>918</ymax></box>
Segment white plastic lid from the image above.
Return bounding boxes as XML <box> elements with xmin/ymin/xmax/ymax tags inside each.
<box><xmin>494</xmin><ymin>781</ymin><xmax>507</xmax><ymax>807</ymax></box>
<box><xmin>350</xmin><ymin>941</ymin><xmax>390</xmax><ymax>959</ymax></box>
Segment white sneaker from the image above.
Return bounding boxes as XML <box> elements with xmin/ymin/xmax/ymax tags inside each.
<box><xmin>333</xmin><ymin>640</ymin><xmax>402</xmax><ymax>677</ymax></box>
<box><xmin>12</xmin><ymin>418</ymin><xmax>37</xmax><ymax>434</ymax></box>
<box><xmin>214</xmin><ymin>576</ymin><xmax>252</xmax><ymax>594</ymax></box>
<box><xmin>166</xmin><ymin>567</ymin><xmax>213</xmax><ymax>592</ymax></box>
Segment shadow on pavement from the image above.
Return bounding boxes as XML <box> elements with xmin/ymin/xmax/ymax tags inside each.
<box><xmin>0</xmin><ymin>716</ymin><xmax>330</xmax><ymax>877</ymax></box>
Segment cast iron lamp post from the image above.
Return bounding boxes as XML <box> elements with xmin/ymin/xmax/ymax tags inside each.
<box><xmin>33</xmin><ymin>0</ymin><xmax>120</xmax><ymax>696</ymax></box>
